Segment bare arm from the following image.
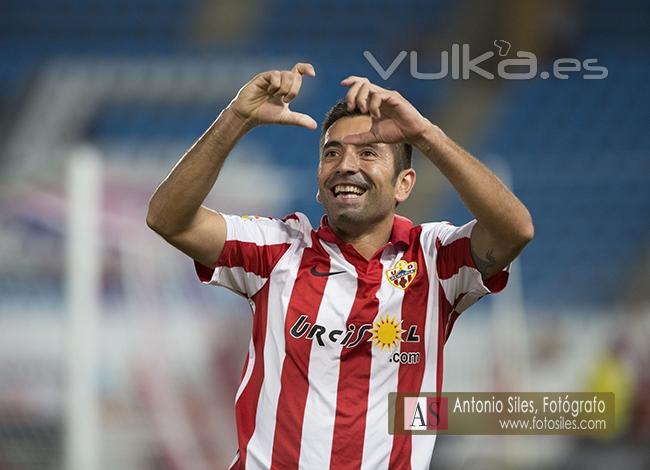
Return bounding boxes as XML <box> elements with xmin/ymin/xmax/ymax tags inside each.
<box><xmin>147</xmin><ymin>63</ymin><xmax>317</xmax><ymax>267</ymax></box>
<box><xmin>413</xmin><ymin>126</ymin><xmax>534</xmax><ymax>278</ymax></box>
<box><xmin>339</xmin><ymin>76</ymin><xmax>534</xmax><ymax>278</ymax></box>
<box><xmin>146</xmin><ymin>109</ymin><xmax>249</xmax><ymax>267</ymax></box>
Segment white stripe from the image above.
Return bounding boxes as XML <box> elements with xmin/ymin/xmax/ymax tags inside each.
<box><xmin>209</xmin><ymin>265</ymin><xmax>267</xmax><ymax>297</ymax></box>
<box><xmin>222</xmin><ymin>212</ymin><xmax>308</xmax><ymax>245</ymax></box>
<box><xmin>410</xmin><ymin>431</ymin><xmax>438</xmax><ymax>469</ymax></box>
<box><xmin>430</xmin><ymin>219</ymin><xmax>476</xmax><ymax>246</ymax></box>
<box><xmin>235</xmin><ymin>336</ymin><xmax>256</xmax><ymax>402</ymax></box>
<box><xmin>410</xmin><ymin>230</ymin><xmax>440</xmax><ymax>470</ymax></box>
<box><xmin>439</xmin><ymin>265</ymin><xmax>490</xmax><ymax>313</ymax></box>
<box><xmin>360</xmin><ymin>250</ymin><xmax>406</xmax><ymax>470</ymax></box>
<box><xmin>244</xmin><ymin>241</ymin><xmax>307</xmax><ymax>469</ymax></box>
<box><xmin>206</xmin><ymin>212</ymin><xmax>312</xmax><ymax>298</ymax></box>
<box><xmin>298</xmin><ymin>241</ymin><xmax>357</xmax><ymax>470</ymax></box>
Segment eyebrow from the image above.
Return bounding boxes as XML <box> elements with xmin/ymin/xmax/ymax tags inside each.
<box><xmin>322</xmin><ymin>140</ymin><xmax>382</xmax><ymax>151</ymax></box>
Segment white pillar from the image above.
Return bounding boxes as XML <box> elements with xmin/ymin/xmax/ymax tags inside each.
<box><xmin>64</xmin><ymin>147</ymin><xmax>102</xmax><ymax>470</ymax></box>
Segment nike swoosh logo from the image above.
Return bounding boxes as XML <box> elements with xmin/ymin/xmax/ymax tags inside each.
<box><xmin>310</xmin><ymin>266</ymin><xmax>346</xmax><ymax>277</ymax></box>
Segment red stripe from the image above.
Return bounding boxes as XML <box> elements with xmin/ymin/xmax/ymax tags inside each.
<box><xmin>389</xmin><ymin>227</ymin><xmax>429</xmax><ymax>469</ymax></box>
<box><xmin>196</xmin><ymin>241</ymin><xmax>291</xmax><ymax>282</ymax></box>
<box><xmin>234</xmin><ymin>281</ymin><xmax>271</xmax><ymax>467</ymax></box>
<box><xmin>218</xmin><ymin>240</ymin><xmax>291</xmax><ymax>277</ymax></box>
<box><xmin>485</xmin><ymin>270</ymin><xmax>509</xmax><ymax>293</ymax></box>
<box><xmin>435</xmin><ymin>236</ymin><xmax>475</xmax><ymax>280</ymax></box>
<box><xmin>270</xmin><ymin>233</ymin><xmax>330</xmax><ymax>469</ymax></box>
<box><xmin>442</xmin><ymin>271</ymin><xmax>509</xmax><ymax>343</ymax></box>
<box><xmin>443</xmin><ymin>292</ymin><xmax>467</xmax><ymax>343</ymax></box>
<box><xmin>282</xmin><ymin>213</ymin><xmax>300</xmax><ymax>222</ymax></box>
<box><xmin>329</xmin><ymin>253</ymin><xmax>383</xmax><ymax>469</ymax></box>
<box><xmin>436</xmin><ymin>234</ymin><xmax>509</xmax><ymax>294</ymax></box>
<box><xmin>195</xmin><ymin>260</ymin><xmax>216</xmax><ymax>283</ymax></box>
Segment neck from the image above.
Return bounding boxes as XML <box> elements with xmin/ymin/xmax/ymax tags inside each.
<box><xmin>329</xmin><ymin>214</ymin><xmax>394</xmax><ymax>260</ymax></box>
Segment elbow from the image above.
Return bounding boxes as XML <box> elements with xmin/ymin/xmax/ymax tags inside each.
<box><xmin>146</xmin><ymin>202</ymin><xmax>166</xmax><ymax>236</ymax></box>
<box><xmin>502</xmin><ymin>208</ymin><xmax>534</xmax><ymax>250</ymax></box>
<box><xmin>146</xmin><ymin>211</ymin><xmax>161</xmax><ymax>234</ymax></box>
<box><xmin>146</xmin><ymin>201</ymin><xmax>188</xmax><ymax>240</ymax></box>
<box><xmin>146</xmin><ymin>211</ymin><xmax>159</xmax><ymax>232</ymax></box>
<box><xmin>516</xmin><ymin>215</ymin><xmax>535</xmax><ymax>247</ymax></box>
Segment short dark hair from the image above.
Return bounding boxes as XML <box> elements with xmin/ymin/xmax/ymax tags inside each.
<box><xmin>320</xmin><ymin>100</ymin><xmax>412</xmax><ymax>179</ymax></box>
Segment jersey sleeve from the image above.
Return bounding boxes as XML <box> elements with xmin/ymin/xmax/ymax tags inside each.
<box><xmin>423</xmin><ymin>219</ymin><xmax>509</xmax><ymax>313</ymax></box>
<box><xmin>194</xmin><ymin>213</ymin><xmax>309</xmax><ymax>298</ymax></box>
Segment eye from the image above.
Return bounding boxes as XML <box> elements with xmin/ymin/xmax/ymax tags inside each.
<box><xmin>323</xmin><ymin>150</ymin><xmax>339</xmax><ymax>158</ymax></box>
<box><xmin>360</xmin><ymin>149</ymin><xmax>377</xmax><ymax>158</ymax></box>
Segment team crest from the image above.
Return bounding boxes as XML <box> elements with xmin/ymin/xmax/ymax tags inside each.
<box><xmin>386</xmin><ymin>260</ymin><xmax>418</xmax><ymax>290</ymax></box>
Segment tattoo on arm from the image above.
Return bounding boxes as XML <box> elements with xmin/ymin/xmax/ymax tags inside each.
<box><xmin>473</xmin><ymin>247</ymin><xmax>496</xmax><ymax>277</ymax></box>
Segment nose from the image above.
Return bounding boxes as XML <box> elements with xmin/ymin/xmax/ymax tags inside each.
<box><xmin>336</xmin><ymin>146</ymin><xmax>360</xmax><ymax>174</ymax></box>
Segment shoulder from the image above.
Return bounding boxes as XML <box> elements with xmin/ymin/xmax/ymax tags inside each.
<box><xmin>221</xmin><ymin>212</ymin><xmax>314</xmax><ymax>245</ymax></box>
<box><xmin>417</xmin><ymin>220</ymin><xmax>477</xmax><ymax>250</ymax></box>
<box><xmin>278</xmin><ymin>212</ymin><xmax>314</xmax><ymax>231</ymax></box>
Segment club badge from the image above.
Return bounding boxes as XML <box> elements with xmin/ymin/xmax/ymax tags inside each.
<box><xmin>386</xmin><ymin>260</ymin><xmax>418</xmax><ymax>290</ymax></box>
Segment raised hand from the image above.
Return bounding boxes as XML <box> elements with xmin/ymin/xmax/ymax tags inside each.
<box><xmin>340</xmin><ymin>76</ymin><xmax>432</xmax><ymax>145</ymax></box>
<box><xmin>229</xmin><ymin>62</ymin><xmax>317</xmax><ymax>130</ymax></box>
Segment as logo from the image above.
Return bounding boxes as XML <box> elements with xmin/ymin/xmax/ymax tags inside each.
<box><xmin>386</xmin><ymin>260</ymin><xmax>418</xmax><ymax>290</ymax></box>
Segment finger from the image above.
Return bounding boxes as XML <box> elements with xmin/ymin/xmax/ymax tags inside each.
<box><xmin>340</xmin><ymin>75</ymin><xmax>367</xmax><ymax>86</ymax></box>
<box><xmin>344</xmin><ymin>80</ymin><xmax>364</xmax><ymax>111</ymax></box>
<box><xmin>368</xmin><ymin>90</ymin><xmax>383</xmax><ymax>118</ymax></box>
<box><xmin>282</xmin><ymin>111</ymin><xmax>318</xmax><ymax>130</ymax></box>
<box><xmin>291</xmin><ymin>62</ymin><xmax>316</xmax><ymax>77</ymax></box>
<box><xmin>274</xmin><ymin>71</ymin><xmax>294</xmax><ymax>98</ymax></box>
<box><xmin>356</xmin><ymin>83</ymin><xmax>370</xmax><ymax>113</ymax></box>
<box><xmin>267</xmin><ymin>71</ymin><xmax>281</xmax><ymax>95</ymax></box>
<box><xmin>283</xmin><ymin>71</ymin><xmax>303</xmax><ymax>103</ymax></box>
<box><xmin>342</xmin><ymin>131</ymin><xmax>379</xmax><ymax>145</ymax></box>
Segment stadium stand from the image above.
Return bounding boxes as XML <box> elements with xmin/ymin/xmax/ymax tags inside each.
<box><xmin>0</xmin><ymin>1</ymin><xmax>649</xmax><ymax>468</ymax></box>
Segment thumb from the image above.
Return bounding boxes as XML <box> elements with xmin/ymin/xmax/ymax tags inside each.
<box><xmin>292</xmin><ymin>62</ymin><xmax>316</xmax><ymax>78</ymax></box>
<box><xmin>281</xmin><ymin>110</ymin><xmax>318</xmax><ymax>130</ymax></box>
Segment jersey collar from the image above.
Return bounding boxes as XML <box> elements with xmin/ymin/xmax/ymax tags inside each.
<box><xmin>315</xmin><ymin>213</ymin><xmax>413</xmax><ymax>248</ymax></box>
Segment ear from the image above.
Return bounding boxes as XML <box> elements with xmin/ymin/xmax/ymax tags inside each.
<box><xmin>315</xmin><ymin>189</ymin><xmax>322</xmax><ymax>203</ymax></box>
<box><xmin>395</xmin><ymin>168</ymin><xmax>416</xmax><ymax>204</ymax></box>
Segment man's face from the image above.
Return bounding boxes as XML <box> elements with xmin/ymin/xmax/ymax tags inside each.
<box><xmin>317</xmin><ymin>115</ymin><xmax>410</xmax><ymax>230</ymax></box>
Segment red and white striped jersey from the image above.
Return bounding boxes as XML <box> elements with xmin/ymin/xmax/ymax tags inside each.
<box><xmin>195</xmin><ymin>212</ymin><xmax>508</xmax><ymax>470</ymax></box>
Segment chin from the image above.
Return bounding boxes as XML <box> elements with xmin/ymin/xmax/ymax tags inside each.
<box><xmin>329</xmin><ymin>207</ymin><xmax>374</xmax><ymax>226</ymax></box>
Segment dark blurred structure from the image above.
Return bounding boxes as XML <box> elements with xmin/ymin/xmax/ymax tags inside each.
<box><xmin>1</xmin><ymin>0</ymin><xmax>648</xmax><ymax>307</ymax></box>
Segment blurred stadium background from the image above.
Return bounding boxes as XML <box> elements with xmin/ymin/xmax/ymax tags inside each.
<box><xmin>0</xmin><ymin>0</ymin><xmax>649</xmax><ymax>468</ymax></box>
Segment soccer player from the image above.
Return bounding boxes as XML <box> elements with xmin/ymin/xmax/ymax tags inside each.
<box><xmin>147</xmin><ymin>62</ymin><xmax>533</xmax><ymax>469</ymax></box>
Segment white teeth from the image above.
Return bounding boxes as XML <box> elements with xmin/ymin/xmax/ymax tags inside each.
<box><xmin>333</xmin><ymin>184</ymin><xmax>365</xmax><ymax>196</ymax></box>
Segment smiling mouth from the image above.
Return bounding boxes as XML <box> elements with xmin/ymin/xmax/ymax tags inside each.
<box><xmin>331</xmin><ymin>184</ymin><xmax>367</xmax><ymax>199</ymax></box>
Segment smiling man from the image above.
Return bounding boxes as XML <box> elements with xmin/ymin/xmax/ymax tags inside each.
<box><xmin>147</xmin><ymin>62</ymin><xmax>533</xmax><ymax>469</ymax></box>
<box><xmin>318</xmin><ymin>107</ymin><xmax>415</xmax><ymax>259</ymax></box>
